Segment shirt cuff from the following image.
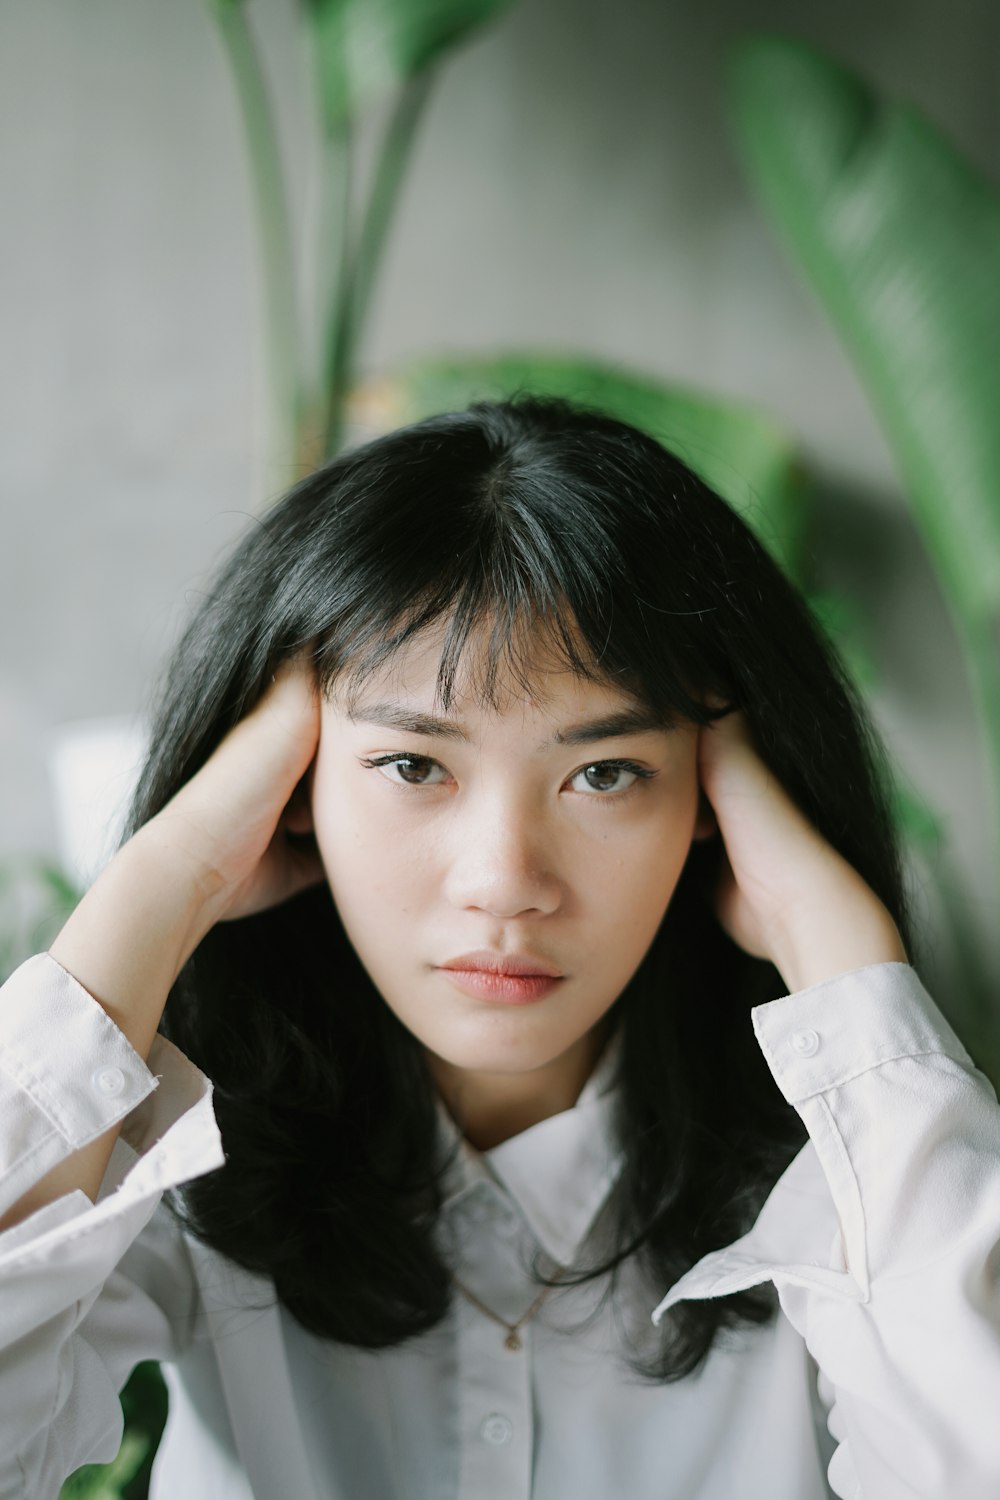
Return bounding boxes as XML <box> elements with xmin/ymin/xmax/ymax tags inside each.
<box><xmin>749</xmin><ymin>961</ymin><xmax>977</xmax><ymax>1106</ymax></box>
<box><xmin>0</xmin><ymin>954</ymin><xmax>159</xmax><ymax>1144</ymax></box>
<box><xmin>0</xmin><ymin>953</ymin><xmax>217</xmax><ymax>1218</ymax></box>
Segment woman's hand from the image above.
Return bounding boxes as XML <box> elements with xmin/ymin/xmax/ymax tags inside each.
<box><xmin>697</xmin><ymin>709</ymin><xmax>907</xmax><ymax>992</ymax></box>
<box><xmin>33</xmin><ymin>664</ymin><xmax>324</xmax><ymax>1218</ymax></box>
<box><xmin>143</xmin><ymin>661</ymin><xmax>325</xmax><ymax>928</ymax></box>
<box><xmin>50</xmin><ymin>662</ymin><xmax>324</xmax><ymax>1047</ymax></box>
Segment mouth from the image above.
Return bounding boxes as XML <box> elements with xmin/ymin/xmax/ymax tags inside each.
<box><xmin>440</xmin><ymin>950</ymin><xmax>564</xmax><ymax>977</ymax></box>
<box><xmin>437</xmin><ymin>951</ymin><xmax>565</xmax><ymax>1005</ymax></box>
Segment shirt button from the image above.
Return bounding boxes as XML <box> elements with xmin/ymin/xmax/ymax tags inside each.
<box><xmin>92</xmin><ymin>1066</ymin><xmax>126</xmax><ymax>1097</ymax></box>
<box><xmin>497</xmin><ymin>1211</ymin><xmax>519</xmax><ymax>1239</ymax></box>
<box><xmin>480</xmin><ymin>1413</ymin><xmax>513</xmax><ymax>1446</ymax></box>
<box><xmin>790</xmin><ymin>1029</ymin><xmax>820</xmax><ymax>1058</ymax></box>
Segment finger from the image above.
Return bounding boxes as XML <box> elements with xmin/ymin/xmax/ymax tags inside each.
<box><xmin>696</xmin><ymin>711</ymin><xmax>817</xmax><ymax>873</ymax></box>
<box><xmin>222</xmin><ymin>661</ymin><xmax>321</xmax><ymax>788</ymax></box>
<box><xmin>697</xmin><ymin>708</ymin><xmax>773</xmax><ymax>804</ymax></box>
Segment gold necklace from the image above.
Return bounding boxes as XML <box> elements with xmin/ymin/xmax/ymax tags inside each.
<box><xmin>452</xmin><ymin>1273</ymin><xmax>565</xmax><ymax>1351</ymax></box>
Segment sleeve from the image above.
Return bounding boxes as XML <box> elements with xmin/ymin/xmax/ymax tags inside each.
<box><xmin>0</xmin><ymin>953</ymin><xmax>225</xmax><ymax>1498</ymax></box>
<box><xmin>650</xmin><ymin>961</ymin><xmax>1000</xmax><ymax>1500</ymax></box>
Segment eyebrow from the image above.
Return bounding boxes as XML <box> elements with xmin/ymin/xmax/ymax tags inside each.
<box><xmin>347</xmin><ymin>701</ymin><xmax>671</xmax><ymax>745</ymax></box>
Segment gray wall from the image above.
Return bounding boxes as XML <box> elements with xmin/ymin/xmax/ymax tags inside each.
<box><xmin>3</xmin><ymin>0</ymin><xmax>999</xmax><ymax>998</ymax></box>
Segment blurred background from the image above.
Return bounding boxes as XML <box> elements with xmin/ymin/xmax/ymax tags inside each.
<box><xmin>2</xmin><ymin>0</ymin><xmax>999</xmax><ymax>996</ymax></box>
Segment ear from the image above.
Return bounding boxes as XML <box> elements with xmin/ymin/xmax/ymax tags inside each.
<box><xmin>692</xmin><ymin>789</ymin><xmax>718</xmax><ymax>842</ymax></box>
<box><xmin>282</xmin><ymin>773</ymin><xmax>314</xmax><ymax>836</ymax></box>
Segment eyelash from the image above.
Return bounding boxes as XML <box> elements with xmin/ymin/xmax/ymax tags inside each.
<box><xmin>358</xmin><ymin>753</ymin><xmax>658</xmax><ymax>800</ymax></box>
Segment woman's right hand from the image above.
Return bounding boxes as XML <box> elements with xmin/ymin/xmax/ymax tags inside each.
<box><xmin>48</xmin><ymin>662</ymin><xmax>323</xmax><ymax>1057</ymax></box>
<box><xmin>16</xmin><ymin>667</ymin><xmax>323</xmax><ymax>1226</ymax></box>
<box><xmin>142</xmin><ymin>660</ymin><xmax>324</xmax><ymax>930</ymax></box>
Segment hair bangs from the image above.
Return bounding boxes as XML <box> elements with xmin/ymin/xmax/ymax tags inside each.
<box><xmin>309</xmin><ymin>458</ymin><xmax>722</xmax><ymax>727</ymax></box>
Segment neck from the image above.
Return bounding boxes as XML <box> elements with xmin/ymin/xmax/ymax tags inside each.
<box><xmin>426</xmin><ymin>1018</ymin><xmax>614</xmax><ymax>1151</ymax></box>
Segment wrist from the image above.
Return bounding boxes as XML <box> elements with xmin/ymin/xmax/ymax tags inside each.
<box><xmin>770</xmin><ymin>883</ymin><xmax>907</xmax><ymax>994</ymax></box>
<box><xmin>49</xmin><ymin>824</ymin><xmax>218</xmax><ymax>1052</ymax></box>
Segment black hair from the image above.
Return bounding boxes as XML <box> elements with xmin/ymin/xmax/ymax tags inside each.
<box><xmin>129</xmin><ymin>395</ymin><xmax>911</xmax><ymax>1381</ymax></box>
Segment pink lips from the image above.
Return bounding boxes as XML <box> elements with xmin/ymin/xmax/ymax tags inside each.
<box><xmin>439</xmin><ymin>950</ymin><xmax>564</xmax><ymax>1005</ymax></box>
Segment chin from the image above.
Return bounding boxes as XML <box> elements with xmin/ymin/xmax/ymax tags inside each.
<box><xmin>425</xmin><ymin>1021</ymin><xmax>586</xmax><ymax>1075</ymax></box>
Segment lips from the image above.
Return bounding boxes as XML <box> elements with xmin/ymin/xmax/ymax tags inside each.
<box><xmin>440</xmin><ymin>950</ymin><xmax>564</xmax><ymax>978</ymax></box>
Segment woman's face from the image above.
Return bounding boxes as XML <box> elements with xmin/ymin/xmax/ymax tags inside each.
<box><xmin>308</xmin><ymin>620</ymin><xmax>709</xmax><ymax>1124</ymax></box>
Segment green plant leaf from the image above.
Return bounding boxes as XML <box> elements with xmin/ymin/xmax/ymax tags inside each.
<box><xmin>0</xmin><ymin>857</ymin><xmax>80</xmax><ymax>984</ymax></box>
<box><xmin>306</xmin><ymin>0</ymin><xmax>518</xmax><ymax>131</ymax></box>
<box><xmin>59</xmin><ymin>1435</ymin><xmax>148</xmax><ymax>1500</ymax></box>
<box><xmin>805</xmin><ymin>588</ymin><xmax>878</xmax><ymax>693</ymax></box>
<box><xmin>59</xmin><ymin>1363</ymin><xmax>168</xmax><ymax>1500</ymax></box>
<box><xmin>728</xmin><ymin>37</ymin><xmax>1000</xmax><ymax>623</ymax></box>
<box><xmin>351</xmin><ymin>353</ymin><xmax>810</xmax><ymax>577</ymax></box>
<box><xmin>890</xmin><ymin>777</ymin><xmax>945</xmax><ymax>857</ymax></box>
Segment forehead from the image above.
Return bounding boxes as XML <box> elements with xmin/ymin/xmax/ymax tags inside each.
<box><xmin>329</xmin><ymin>614</ymin><xmax>649</xmax><ymax>723</ymax></box>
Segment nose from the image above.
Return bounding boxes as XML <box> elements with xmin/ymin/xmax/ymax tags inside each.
<box><xmin>441</xmin><ymin>795</ymin><xmax>563</xmax><ymax>919</ymax></box>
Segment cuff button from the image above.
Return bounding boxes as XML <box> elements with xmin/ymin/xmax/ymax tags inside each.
<box><xmin>92</xmin><ymin>1066</ymin><xmax>126</xmax><ymax>1097</ymax></box>
<box><xmin>790</xmin><ymin>1029</ymin><xmax>820</xmax><ymax>1058</ymax></box>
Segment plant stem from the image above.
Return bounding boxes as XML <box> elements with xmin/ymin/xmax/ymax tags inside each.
<box><xmin>210</xmin><ymin>2</ymin><xmax>301</xmax><ymax>487</ymax></box>
<box><xmin>321</xmin><ymin>69</ymin><xmax>436</xmax><ymax>459</ymax></box>
<box><xmin>296</xmin><ymin>120</ymin><xmax>353</xmax><ymax>474</ymax></box>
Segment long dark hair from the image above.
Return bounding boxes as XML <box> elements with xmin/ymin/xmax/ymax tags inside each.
<box><xmin>129</xmin><ymin>396</ymin><xmax>911</xmax><ymax>1381</ymax></box>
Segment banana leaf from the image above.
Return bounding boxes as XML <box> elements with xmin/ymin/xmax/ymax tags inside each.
<box><xmin>729</xmin><ymin>35</ymin><xmax>1000</xmax><ymax>982</ymax></box>
<box><xmin>306</xmin><ymin>0</ymin><xmax>518</xmax><ymax>131</ymax></box>
<box><xmin>59</xmin><ymin>1363</ymin><xmax>168</xmax><ymax>1500</ymax></box>
<box><xmin>728</xmin><ymin>36</ymin><xmax>1000</xmax><ymax>621</ymax></box>
<box><xmin>729</xmin><ymin>36</ymin><xmax>1000</xmax><ymax>624</ymax></box>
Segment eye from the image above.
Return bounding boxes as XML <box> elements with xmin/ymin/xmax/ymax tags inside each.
<box><xmin>567</xmin><ymin>760</ymin><xmax>656</xmax><ymax>796</ymax></box>
<box><xmin>359</xmin><ymin>753</ymin><xmax>450</xmax><ymax>786</ymax></box>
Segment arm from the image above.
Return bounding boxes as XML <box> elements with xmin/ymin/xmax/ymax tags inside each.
<box><xmin>0</xmin><ymin>955</ymin><xmax>218</xmax><ymax>1496</ymax></box>
<box><xmin>0</xmin><ymin>664</ymin><xmax>322</xmax><ymax>1491</ymax></box>
<box><xmin>667</xmin><ymin>710</ymin><xmax>1000</xmax><ymax>1498</ymax></box>
<box><xmin>2</xmin><ymin>662</ymin><xmax>322</xmax><ymax>1231</ymax></box>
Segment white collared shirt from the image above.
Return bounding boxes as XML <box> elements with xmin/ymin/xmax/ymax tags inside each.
<box><xmin>1</xmin><ymin>954</ymin><xmax>999</xmax><ymax>1499</ymax></box>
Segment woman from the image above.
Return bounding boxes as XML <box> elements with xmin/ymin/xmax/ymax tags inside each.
<box><xmin>1</xmin><ymin>397</ymin><xmax>997</xmax><ymax>1499</ymax></box>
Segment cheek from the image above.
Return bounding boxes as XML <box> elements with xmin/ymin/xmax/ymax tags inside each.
<box><xmin>309</xmin><ymin>755</ymin><xmax>375</xmax><ymax>894</ymax></box>
<box><xmin>309</xmin><ymin>764</ymin><xmax>431</xmax><ymax>927</ymax></box>
<box><xmin>606</xmin><ymin>787</ymin><xmax>699</xmax><ymax>920</ymax></box>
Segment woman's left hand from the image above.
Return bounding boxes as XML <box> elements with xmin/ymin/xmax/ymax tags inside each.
<box><xmin>697</xmin><ymin>708</ymin><xmax>907</xmax><ymax>993</ymax></box>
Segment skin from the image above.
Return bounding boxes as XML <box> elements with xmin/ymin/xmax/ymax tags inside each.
<box><xmin>305</xmin><ymin>624</ymin><xmax>716</xmax><ymax>1148</ymax></box>
<box><xmin>2</xmin><ymin>626</ymin><xmax>906</xmax><ymax>1230</ymax></box>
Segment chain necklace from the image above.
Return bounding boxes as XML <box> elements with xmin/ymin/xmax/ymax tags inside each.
<box><xmin>452</xmin><ymin>1272</ymin><xmax>566</xmax><ymax>1351</ymax></box>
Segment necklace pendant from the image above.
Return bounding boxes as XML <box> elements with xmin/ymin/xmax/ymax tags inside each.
<box><xmin>504</xmin><ymin>1330</ymin><xmax>522</xmax><ymax>1352</ymax></box>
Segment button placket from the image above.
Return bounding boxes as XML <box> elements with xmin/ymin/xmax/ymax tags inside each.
<box><xmin>455</xmin><ymin>1286</ymin><xmax>533</xmax><ymax>1498</ymax></box>
<box><xmin>480</xmin><ymin>1412</ymin><xmax>513</xmax><ymax>1446</ymax></box>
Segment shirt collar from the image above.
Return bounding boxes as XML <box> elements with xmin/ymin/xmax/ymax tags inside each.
<box><xmin>435</xmin><ymin>1030</ymin><xmax>626</xmax><ymax>1266</ymax></box>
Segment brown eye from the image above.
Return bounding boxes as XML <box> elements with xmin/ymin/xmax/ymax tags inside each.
<box><xmin>360</xmin><ymin>753</ymin><xmax>450</xmax><ymax>786</ymax></box>
<box><xmin>584</xmin><ymin>764</ymin><xmax>625</xmax><ymax>792</ymax></box>
<box><xmin>569</xmin><ymin>761</ymin><xmax>652</xmax><ymax>796</ymax></box>
<box><xmin>395</xmin><ymin>757</ymin><xmax>435</xmax><ymax>784</ymax></box>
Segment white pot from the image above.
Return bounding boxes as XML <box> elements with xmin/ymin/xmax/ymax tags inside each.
<box><xmin>46</xmin><ymin>716</ymin><xmax>149</xmax><ymax>890</ymax></box>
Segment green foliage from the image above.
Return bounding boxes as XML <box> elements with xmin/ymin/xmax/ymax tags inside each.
<box><xmin>729</xmin><ymin>38</ymin><xmax>1000</xmax><ymax>621</ymax></box>
<box><xmin>0</xmin><ymin>859</ymin><xmax>79</xmax><ymax>984</ymax></box>
<box><xmin>59</xmin><ymin>1364</ymin><xmax>169</xmax><ymax>1500</ymax></box>
<box><xmin>208</xmin><ymin>0</ymin><xmax>521</xmax><ymax>467</ymax></box>
<box><xmin>729</xmin><ymin>37</ymin><xmax>1000</xmax><ymax>958</ymax></box>
<box><xmin>307</xmin><ymin>0</ymin><xmax>516</xmax><ymax>131</ymax></box>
